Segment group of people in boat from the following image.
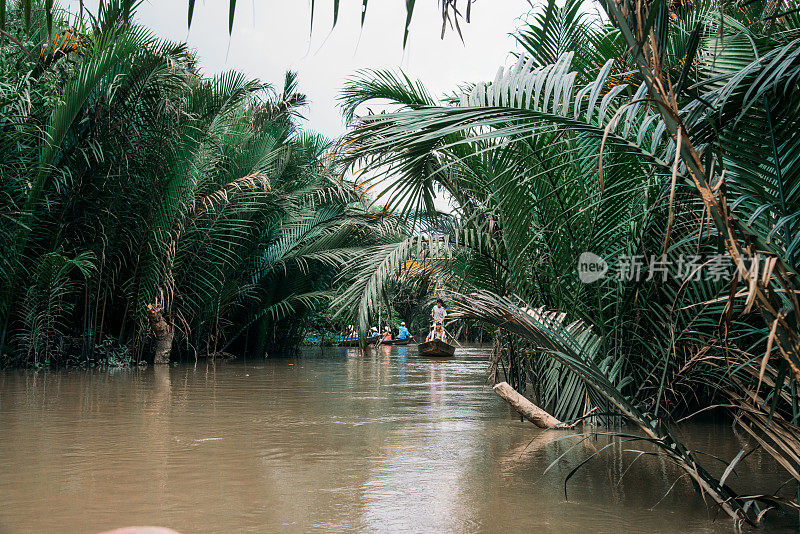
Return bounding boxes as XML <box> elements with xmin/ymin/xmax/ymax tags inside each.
<box><xmin>340</xmin><ymin>325</ymin><xmax>358</xmax><ymax>341</ymax></box>
<box><xmin>338</xmin><ymin>299</ymin><xmax>450</xmax><ymax>344</ymax></box>
<box><xmin>339</xmin><ymin>322</ymin><xmax>414</xmax><ymax>343</ymax></box>
<box><xmin>372</xmin><ymin>322</ymin><xmax>414</xmax><ymax>343</ymax></box>
<box><xmin>426</xmin><ymin>299</ymin><xmax>449</xmax><ymax>343</ymax></box>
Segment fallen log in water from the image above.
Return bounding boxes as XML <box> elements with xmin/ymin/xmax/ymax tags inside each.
<box><xmin>493</xmin><ymin>381</ymin><xmax>563</xmax><ymax>428</ymax></box>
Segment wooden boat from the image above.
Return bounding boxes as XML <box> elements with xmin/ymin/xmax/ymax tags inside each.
<box><xmin>417</xmin><ymin>339</ymin><xmax>456</xmax><ymax>357</ymax></box>
<box><xmin>384</xmin><ymin>338</ymin><xmax>412</xmax><ymax>346</ymax></box>
<box><xmin>338</xmin><ymin>335</ymin><xmax>378</xmax><ymax>347</ymax></box>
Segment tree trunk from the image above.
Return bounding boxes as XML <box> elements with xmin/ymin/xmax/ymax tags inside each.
<box><xmin>146</xmin><ymin>304</ymin><xmax>173</xmax><ymax>365</ymax></box>
<box><xmin>493</xmin><ymin>381</ymin><xmax>562</xmax><ymax>428</ymax></box>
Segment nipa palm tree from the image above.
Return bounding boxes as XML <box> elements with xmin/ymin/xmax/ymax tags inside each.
<box><xmin>0</xmin><ymin>0</ymin><xmax>398</xmax><ymax>365</ymax></box>
<box><xmin>334</xmin><ymin>0</ymin><xmax>800</xmax><ymax>524</ymax></box>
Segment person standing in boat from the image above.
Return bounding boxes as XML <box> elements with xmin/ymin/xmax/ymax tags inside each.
<box><xmin>430</xmin><ymin>299</ymin><xmax>447</xmax><ymax>324</ymax></box>
<box><xmin>426</xmin><ymin>322</ymin><xmax>447</xmax><ymax>342</ymax></box>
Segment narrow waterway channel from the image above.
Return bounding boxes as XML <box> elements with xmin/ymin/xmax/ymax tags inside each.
<box><xmin>0</xmin><ymin>345</ymin><xmax>794</xmax><ymax>533</ymax></box>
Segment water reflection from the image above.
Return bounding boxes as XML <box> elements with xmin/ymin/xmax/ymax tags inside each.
<box><xmin>0</xmin><ymin>346</ymin><xmax>794</xmax><ymax>533</ymax></box>
<box><xmin>396</xmin><ymin>346</ymin><xmax>408</xmax><ymax>360</ymax></box>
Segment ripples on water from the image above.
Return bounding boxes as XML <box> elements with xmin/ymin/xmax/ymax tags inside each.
<box><xmin>0</xmin><ymin>345</ymin><xmax>795</xmax><ymax>533</ymax></box>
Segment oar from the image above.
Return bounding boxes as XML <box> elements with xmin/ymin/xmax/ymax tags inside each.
<box><xmin>375</xmin><ymin>330</ymin><xmax>390</xmax><ymax>347</ymax></box>
<box><xmin>441</xmin><ymin>324</ymin><xmax>464</xmax><ymax>349</ymax></box>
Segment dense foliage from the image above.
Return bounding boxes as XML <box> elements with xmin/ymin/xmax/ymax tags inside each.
<box><xmin>337</xmin><ymin>0</ymin><xmax>800</xmax><ymax>523</ymax></box>
<box><xmin>0</xmin><ymin>1</ymin><xmax>397</xmax><ymax>367</ymax></box>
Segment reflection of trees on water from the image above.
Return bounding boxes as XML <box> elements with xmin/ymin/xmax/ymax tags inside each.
<box><xmin>1</xmin><ymin>352</ymin><xmax>784</xmax><ymax>532</ymax></box>
<box><xmin>490</xmin><ymin>426</ymin><xmax>728</xmax><ymax>518</ymax></box>
<box><xmin>144</xmin><ymin>365</ymin><xmax>172</xmax><ymax>508</ymax></box>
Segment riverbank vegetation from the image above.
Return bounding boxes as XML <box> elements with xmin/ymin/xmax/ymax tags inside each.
<box><xmin>334</xmin><ymin>0</ymin><xmax>800</xmax><ymax>525</ymax></box>
<box><xmin>0</xmin><ymin>0</ymin><xmax>401</xmax><ymax>367</ymax></box>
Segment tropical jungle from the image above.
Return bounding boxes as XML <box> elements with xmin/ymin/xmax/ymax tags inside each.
<box><xmin>2</xmin><ymin>0</ymin><xmax>800</xmax><ymax>531</ymax></box>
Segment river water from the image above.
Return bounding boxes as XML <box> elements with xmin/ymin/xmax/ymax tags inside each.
<box><xmin>0</xmin><ymin>345</ymin><xmax>795</xmax><ymax>533</ymax></box>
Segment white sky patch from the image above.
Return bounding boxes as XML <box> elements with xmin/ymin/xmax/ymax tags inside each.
<box><xmin>62</xmin><ymin>0</ymin><xmax>531</xmax><ymax>138</ymax></box>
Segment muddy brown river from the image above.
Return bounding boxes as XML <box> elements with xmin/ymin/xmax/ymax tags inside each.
<box><xmin>0</xmin><ymin>345</ymin><xmax>796</xmax><ymax>533</ymax></box>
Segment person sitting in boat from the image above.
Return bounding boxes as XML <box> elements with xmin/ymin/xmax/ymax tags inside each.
<box><xmin>344</xmin><ymin>325</ymin><xmax>356</xmax><ymax>341</ymax></box>
<box><xmin>430</xmin><ymin>299</ymin><xmax>447</xmax><ymax>324</ymax></box>
<box><xmin>381</xmin><ymin>326</ymin><xmax>392</xmax><ymax>342</ymax></box>
<box><xmin>426</xmin><ymin>322</ymin><xmax>447</xmax><ymax>342</ymax></box>
<box><xmin>397</xmin><ymin>322</ymin><xmax>413</xmax><ymax>340</ymax></box>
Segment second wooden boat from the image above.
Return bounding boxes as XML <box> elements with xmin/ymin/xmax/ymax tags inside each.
<box><xmin>338</xmin><ymin>335</ymin><xmax>378</xmax><ymax>347</ymax></box>
<box><xmin>417</xmin><ymin>339</ymin><xmax>456</xmax><ymax>357</ymax></box>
